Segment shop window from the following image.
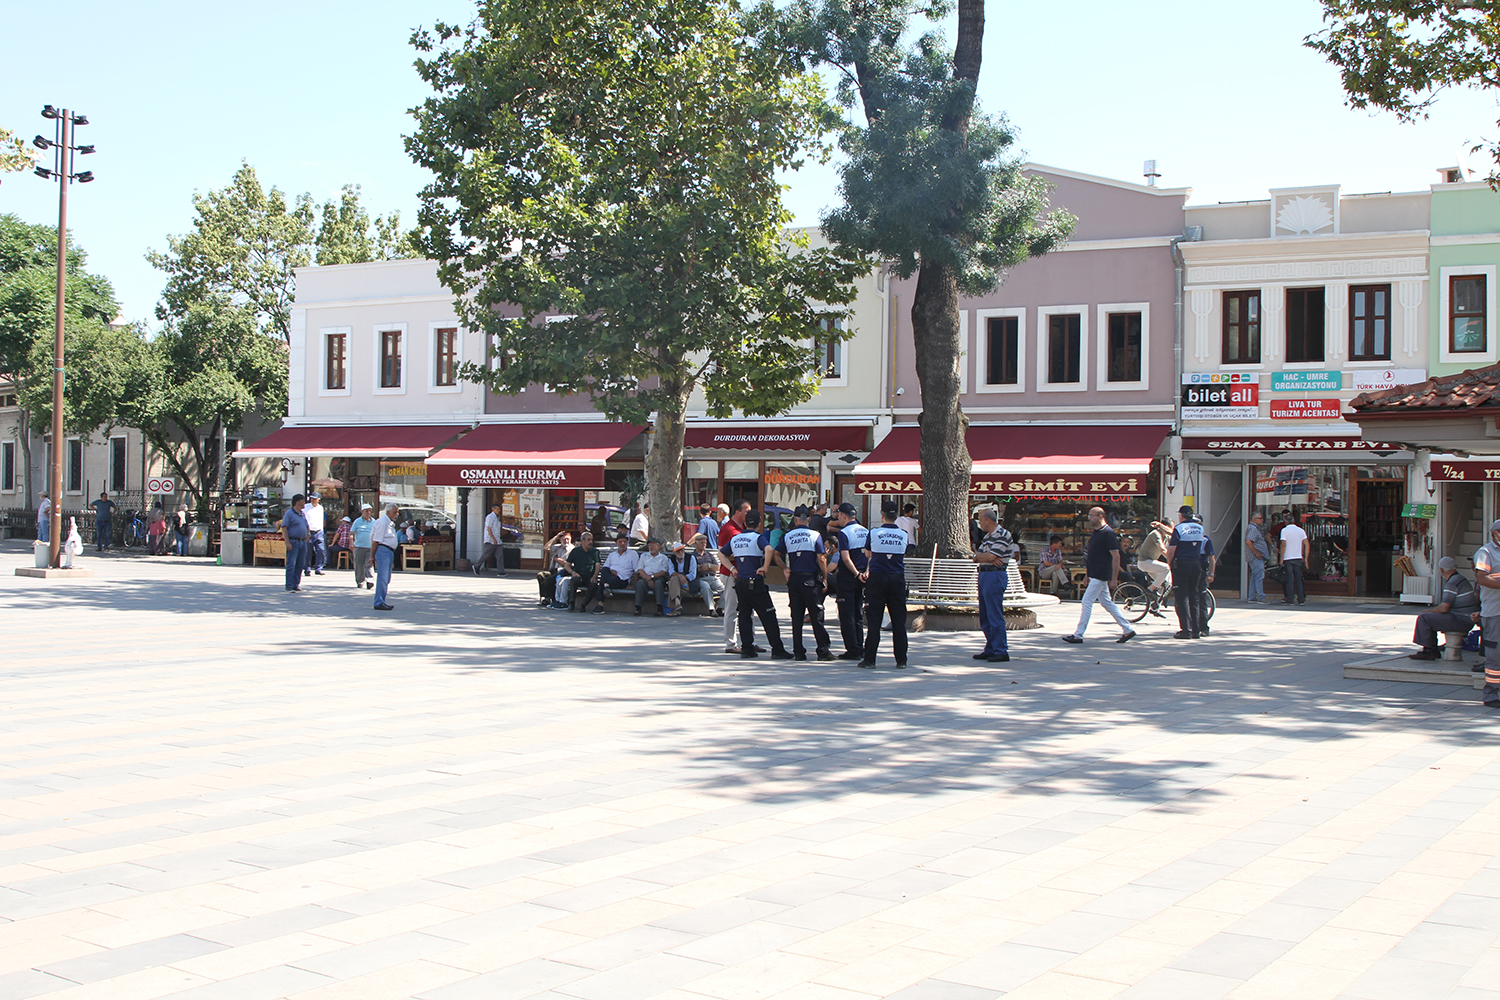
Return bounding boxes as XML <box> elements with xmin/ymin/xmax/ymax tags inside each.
<box><xmin>985</xmin><ymin>316</ymin><xmax>1019</xmax><ymax>385</ymax></box>
<box><xmin>110</xmin><ymin>437</ymin><xmax>126</xmax><ymax>493</ymax></box>
<box><xmin>1222</xmin><ymin>290</ymin><xmax>1260</xmax><ymax>365</ymax></box>
<box><xmin>1285</xmin><ymin>287</ymin><xmax>1325</xmax><ymax>364</ymax></box>
<box><xmin>1</xmin><ymin>441</ymin><xmax>13</xmax><ymax>491</ymax></box>
<box><xmin>1451</xmin><ymin>275</ymin><xmax>1487</xmax><ymax>353</ymax></box>
<box><xmin>382</xmin><ymin>330</ymin><xmax>402</xmax><ymax>387</ymax></box>
<box><xmin>813</xmin><ymin>315</ymin><xmax>844</xmax><ymax>382</ymax></box>
<box><xmin>67</xmin><ymin>438</ymin><xmax>83</xmax><ymax>493</ymax></box>
<box><xmin>325</xmin><ymin>332</ymin><xmax>347</xmax><ymax>390</ymax></box>
<box><xmin>1349</xmin><ymin>284</ymin><xmax>1390</xmax><ymax>361</ymax></box>
<box><xmin>434</xmin><ymin>326</ymin><xmax>458</xmax><ymax>388</ymax></box>
<box><xmin>1106</xmin><ymin>312</ymin><xmax>1142</xmax><ymax>382</ymax></box>
<box><xmin>1047</xmin><ymin>314</ymin><xmax>1081</xmax><ymax>384</ymax></box>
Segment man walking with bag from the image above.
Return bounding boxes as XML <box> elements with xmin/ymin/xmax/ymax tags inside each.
<box><xmin>1061</xmin><ymin>506</ymin><xmax>1137</xmax><ymax>645</ymax></box>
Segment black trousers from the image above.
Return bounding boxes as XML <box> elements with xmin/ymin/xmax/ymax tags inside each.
<box><xmin>736</xmin><ymin>577</ymin><xmax>785</xmax><ymax>653</ymax></box>
<box><xmin>1173</xmin><ymin>560</ymin><xmax>1205</xmax><ymax>636</ymax></box>
<box><xmin>835</xmin><ymin>571</ymin><xmax>865</xmax><ymax>656</ymax></box>
<box><xmin>572</xmin><ymin>573</ymin><xmax>601</xmax><ymax>609</ymax></box>
<box><xmin>1282</xmin><ymin>558</ymin><xmax>1306</xmax><ymax>603</ymax></box>
<box><xmin>863</xmin><ymin>572</ymin><xmax>908</xmax><ymax>664</ymax></box>
<box><xmin>788</xmin><ymin>572</ymin><xmax>831</xmax><ymax>656</ymax></box>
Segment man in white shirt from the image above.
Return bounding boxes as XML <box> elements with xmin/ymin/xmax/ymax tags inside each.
<box><xmin>474</xmin><ymin>502</ymin><xmax>508</xmax><ymax>576</ymax></box>
<box><xmin>896</xmin><ymin>504</ymin><xmax>919</xmax><ymax>548</ymax></box>
<box><xmin>304</xmin><ymin>494</ymin><xmax>327</xmax><ymax>577</ymax></box>
<box><xmin>634</xmin><ymin>538</ymin><xmax>672</xmax><ymax>615</ymax></box>
<box><xmin>1278</xmin><ymin>511</ymin><xmax>1309</xmax><ymax>606</ymax></box>
<box><xmin>1473</xmin><ymin>520</ymin><xmax>1500</xmax><ymax>707</ymax></box>
<box><xmin>369</xmin><ymin>502</ymin><xmax>401</xmax><ymax>611</ymax></box>
<box><xmin>37</xmin><ymin>491</ymin><xmax>51</xmax><ymax>544</ymax></box>
<box><xmin>596</xmin><ymin>536</ymin><xmax>639</xmax><ymax>613</ymax></box>
<box><xmin>630</xmin><ymin>503</ymin><xmax>651</xmax><ymax>546</ymax></box>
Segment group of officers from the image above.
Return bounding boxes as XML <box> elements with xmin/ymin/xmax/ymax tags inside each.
<box><xmin>721</xmin><ymin>499</ymin><xmax>912</xmax><ymax>667</ymax></box>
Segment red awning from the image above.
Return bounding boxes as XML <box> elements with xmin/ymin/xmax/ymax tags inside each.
<box><xmin>683</xmin><ymin>424</ymin><xmax>869</xmax><ymax>451</ymax></box>
<box><xmin>425</xmin><ymin>422</ymin><xmax>645</xmax><ymax>488</ymax></box>
<box><xmin>235</xmin><ymin>425</ymin><xmax>468</xmax><ymax>459</ymax></box>
<box><xmin>855</xmin><ymin>424</ymin><xmax>1169</xmax><ymax>495</ymax></box>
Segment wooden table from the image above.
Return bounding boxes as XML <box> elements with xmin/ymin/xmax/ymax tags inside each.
<box><xmin>252</xmin><ymin>534</ymin><xmax>287</xmax><ymax>566</ymax></box>
<box><xmin>401</xmin><ymin>541</ymin><xmax>455</xmax><ymax>572</ymax></box>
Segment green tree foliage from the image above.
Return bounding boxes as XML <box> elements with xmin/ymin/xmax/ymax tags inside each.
<box><xmin>147</xmin><ymin>163</ymin><xmax>415</xmax><ymax>342</ymax></box>
<box><xmin>0</xmin><ymin>127</ymin><xmax>40</xmax><ymax>177</ymax></box>
<box><xmin>407</xmin><ymin>0</ymin><xmax>865</xmax><ymax>542</ymax></box>
<box><xmin>0</xmin><ymin>213</ymin><xmax>121</xmax><ymax>501</ymax></box>
<box><xmin>750</xmin><ymin>0</ymin><xmax>1075</xmax><ymax>556</ymax></box>
<box><xmin>1307</xmin><ymin>1</ymin><xmax>1500</xmax><ymax>188</ymax></box>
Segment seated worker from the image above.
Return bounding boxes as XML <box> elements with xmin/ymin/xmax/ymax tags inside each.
<box><xmin>559</xmin><ymin>531</ymin><xmax>602</xmax><ymax>611</ymax></box>
<box><xmin>1410</xmin><ymin>557</ymin><xmax>1480</xmax><ymax>660</ymax></box>
<box><xmin>634</xmin><ymin>537</ymin><xmax>672</xmax><ymax>616</ymax></box>
<box><xmin>1137</xmin><ymin>519</ymin><xmax>1174</xmax><ymax>593</ymax></box>
<box><xmin>536</xmin><ymin>530</ymin><xmax>574</xmax><ymax>607</ymax></box>
<box><xmin>595</xmin><ymin>536</ymin><xmax>639</xmax><ymax>613</ymax></box>
<box><xmin>328</xmin><ymin>515</ymin><xmax>353</xmax><ymax>567</ymax></box>
<box><xmin>690</xmin><ymin>533</ymin><xmax>725</xmax><ymax>615</ymax></box>
<box><xmin>1038</xmin><ymin>535</ymin><xmax>1069</xmax><ymax>593</ymax></box>
<box><xmin>665</xmin><ymin>540</ymin><xmax>698</xmax><ymax>616</ymax></box>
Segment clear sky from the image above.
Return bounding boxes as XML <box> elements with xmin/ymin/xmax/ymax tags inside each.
<box><xmin>2</xmin><ymin>0</ymin><xmax>1496</xmax><ymax>327</ymax></box>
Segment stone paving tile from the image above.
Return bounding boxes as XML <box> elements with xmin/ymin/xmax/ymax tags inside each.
<box><xmin>38</xmin><ymin>933</ymin><xmax>225</xmax><ymax>985</ymax></box>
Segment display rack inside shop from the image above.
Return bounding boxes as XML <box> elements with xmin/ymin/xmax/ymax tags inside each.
<box><xmin>547</xmin><ymin>490</ymin><xmax>583</xmax><ymax>540</ymax></box>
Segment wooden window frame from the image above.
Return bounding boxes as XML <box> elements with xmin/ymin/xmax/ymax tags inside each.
<box><xmin>1222</xmin><ymin>290</ymin><xmax>1261</xmax><ymax>365</ymax></box>
<box><xmin>434</xmin><ymin>326</ymin><xmax>458</xmax><ymax>387</ymax></box>
<box><xmin>1</xmin><ymin>440</ymin><xmax>14</xmax><ymax>492</ymax></box>
<box><xmin>1046</xmin><ymin>313</ymin><xmax>1082</xmax><ymax>385</ymax></box>
<box><xmin>1451</xmin><ymin>274</ymin><xmax>1488</xmax><ymax>354</ymax></box>
<box><xmin>67</xmin><ymin>438</ymin><xmax>83</xmax><ymax>493</ymax></box>
<box><xmin>1105</xmin><ymin>311</ymin><xmax>1142</xmax><ymax>383</ymax></box>
<box><xmin>1348</xmin><ymin>284</ymin><xmax>1392</xmax><ymax>362</ymax></box>
<box><xmin>985</xmin><ymin>315</ymin><xmax>1019</xmax><ymax>386</ymax></box>
<box><xmin>379</xmin><ymin>329</ymin><xmax>403</xmax><ymax>390</ymax></box>
<box><xmin>1284</xmin><ymin>286</ymin><xmax>1326</xmax><ymax>365</ymax></box>
<box><xmin>325</xmin><ymin>332</ymin><xmax>347</xmax><ymax>390</ymax></box>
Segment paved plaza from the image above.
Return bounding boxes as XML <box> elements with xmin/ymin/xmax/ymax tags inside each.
<box><xmin>2</xmin><ymin>542</ymin><xmax>1499</xmax><ymax>1000</ymax></box>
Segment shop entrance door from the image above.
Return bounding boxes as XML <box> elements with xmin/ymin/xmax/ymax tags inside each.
<box><xmin>725</xmin><ymin>480</ymin><xmax>759</xmax><ymax>515</ymax></box>
<box><xmin>1196</xmin><ymin>466</ymin><xmax>1243</xmax><ymax>595</ymax></box>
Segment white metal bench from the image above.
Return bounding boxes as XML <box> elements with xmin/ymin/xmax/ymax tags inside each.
<box><xmin>906</xmin><ymin>558</ymin><xmax>1060</xmax><ymax>610</ymax></box>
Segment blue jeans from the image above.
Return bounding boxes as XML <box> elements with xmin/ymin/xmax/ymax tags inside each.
<box><xmin>977</xmin><ymin>570</ymin><xmax>1008</xmax><ymax>655</ymax></box>
<box><xmin>284</xmin><ymin>539</ymin><xmax>308</xmax><ymax>589</ymax></box>
<box><xmin>1247</xmin><ymin>558</ymin><xmax>1265</xmax><ymax>601</ymax></box>
<box><xmin>95</xmin><ymin>520</ymin><xmax>111</xmax><ymax>550</ymax></box>
<box><xmin>308</xmin><ymin>530</ymin><xmax>326</xmax><ymax>573</ymax></box>
<box><xmin>176</xmin><ymin>531</ymin><xmax>189</xmax><ymax>556</ymax></box>
<box><xmin>374</xmin><ymin>545</ymin><xmax>395</xmax><ymax>606</ymax></box>
<box><xmin>38</xmin><ymin>518</ymin><xmax>49</xmax><ymax>543</ymax></box>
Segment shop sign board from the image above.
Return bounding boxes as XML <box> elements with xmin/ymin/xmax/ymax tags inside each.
<box><xmin>1349</xmin><ymin>368</ymin><xmax>1426</xmax><ymax>392</ymax></box>
<box><xmin>425</xmin><ymin>464</ymin><xmax>604</xmax><ymax>488</ymax></box>
<box><xmin>684</xmin><ymin>425</ymin><xmax>868</xmax><ymax>451</ymax></box>
<box><xmin>146</xmin><ymin>477</ymin><xmax>175</xmax><ymax>495</ymax></box>
<box><xmin>1402</xmin><ymin>503</ymin><xmax>1437</xmax><ymax>518</ymax></box>
<box><xmin>1271</xmin><ymin>370</ymin><xmax>1342</xmax><ymax>391</ymax></box>
<box><xmin>856</xmin><ymin>474</ymin><xmax>1147</xmax><ymax>496</ymax></box>
<box><xmin>1184</xmin><ymin>436</ymin><xmax>1402</xmax><ymax>452</ymax></box>
<box><xmin>1431</xmin><ymin>460</ymin><xmax>1500</xmax><ymax>481</ymax></box>
<box><xmin>1269</xmin><ymin>398</ymin><xmax>1344</xmax><ymax>420</ymax></box>
<box><xmin>1181</xmin><ymin>373</ymin><xmax>1259</xmax><ymax>420</ymax></box>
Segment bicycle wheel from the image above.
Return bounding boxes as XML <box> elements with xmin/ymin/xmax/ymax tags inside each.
<box><xmin>124</xmin><ymin>525</ymin><xmax>141</xmax><ymax>548</ymax></box>
<box><xmin>1204</xmin><ymin>589</ymin><xmax>1216</xmax><ymax>622</ymax></box>
<box><xmin>1112</xmin><ymin>582</ymin><xmax>1150</xmax><ymax>623</ymax></box>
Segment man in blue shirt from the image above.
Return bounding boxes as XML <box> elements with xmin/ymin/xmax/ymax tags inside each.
<box><xmin>1164</xmin><ymin>504</ymin><xmax>1207</xmax><ymax>639</ymax></box>
<box><xmin>721</xmin><ymin>510</ymin><xmax>791</xmax><ymax>660</ymax></box>
<box><xmin>280</xmin><ymin>494</ymin><xmax>310</xmax><ymax>593</ymax></box>
<box><xmin>834</xmin><ymin>502</ymin><xmax>869</xmax><ymax>660</ymax></box>
<box><xmin>349</xmin><ymin>503</ymin><xmax>376</xmax><ymax>589</ymax></box>
<box><xmin>860</xmin><ymin>500</ymin><xmax>910</xmax><ymax>668</ymax></box>
<box><xmin>91</xmin><ymin>492</ymin><xmax>116</xmax><ymax>551</ymax></box>
<box><xmin>697</xmin><ymin>504</ymin><xmax>721</xmax><ymax>550</ymax></box>
<box><xmin>775</xmin><ymin>505</ymin><xmax>833</xmax><ymax>661</ymax></box>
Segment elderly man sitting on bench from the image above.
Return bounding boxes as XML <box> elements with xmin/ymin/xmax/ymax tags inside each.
<box><xmin>1410</xmin><ymin>557</ymin><xmax>1480</xmax><ymax>660</ymax></box>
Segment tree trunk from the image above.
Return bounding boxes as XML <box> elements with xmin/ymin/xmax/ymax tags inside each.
<box><xmin>18</xmin><ymin>407</ymin><xmax>32</xmax><ymax>509</ymax></box>
<box><xmin>646</xmin><ymin>385</ymin><xmax>689</xmax><ymax>549</ymax></box>
<box><xmin>911</xmin><ymin>259</ymin><xmax>972</xmax><ymax>558</ymax></box>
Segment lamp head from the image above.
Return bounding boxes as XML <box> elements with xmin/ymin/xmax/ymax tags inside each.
<box><xmin>32</xmin><ymin>135</ymin><xmax>50</xmax><ymax>150</ymax></box>
<box><xmin>41</xmin><ymin>105</ymin><xmax>58</xmax><ymax>119</ymax></box>
<box><xmin>76</xmin><ymin>145</ymin><xmax>94</xmax><ymax>155</ymax></box>
<box><xmin>71</xmin><ymin>114</ymin><xmax>88</xmax><ymax>126</ymax></box>
<box><xmin>75</xmin><ymin>171</ymin><xmax>94</xmax><ymax>183</ymax></box>
<box><xmin>33</xmin><ymin>167</ymin><xmax>53</xmax><ymax>180</ymax></box>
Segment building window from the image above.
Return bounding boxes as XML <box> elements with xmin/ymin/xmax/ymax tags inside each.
<box><xmin>0</xmin><ymin>393</ymin><xmax>16</xmax><ymax>408</ymax></box>
<box><xmin>1452</xmin><ymin>275</ymin><xmax>1487</xmax><ymax>353</ymax></box>
<box><xmin>985</xmin><ymin>316</ymin><xmax>1019</xmax><ymax>385</ymax></box>
<box><xmin>1</xmin><ymin>441</ymin><xmax>13</xmax><ymax>491</ymax></box>
<box><xmin>1106</xmin><ymin>312</ymin><xmax>1142</xmax><ymax>382</ymax></box>
<box><xmin>110</xmin><ymin>437</ymin><xmax>126</xmax><ymax>493</ymax></box>
<box><xmin>379</xmin><ymin>329</ymin><xmax>403</xmax><ymax>388</ymax></box>
<box><xmin>813</xmin><ymin>315</ymin><xmax>843</xmax><ymax>380</ymax></box>
<box><xmin>1047</xmin><ymin>314</ymin><xmax>1081</xmax><ymax>384</ymax></box>
<box><xmin>1285</xmin><ymin>287</ymin><xmax>1325</xmax><ymax>364</ymax></box>
<box><xmin>1222</xmin><ymin>290</ymin><xmax>1261</xmax><ymax>365</ymax></box>
<box><xmin>67</xmin><ymin>439</ymin><xmax>83</xmax><ymax>493</ymax></box>
<box><xmin>434</xmin><ymin>327</ymin><xmax>458</xmax><ymax>387</ymax></box>
<box><xmin>1349</xmin><ymin>284</ymin><xmax>1391</xmax><ymax>361</ymax></box>
<box><xmin>326</xmin><ymin>333</ymin><xmax>347</xmax><ymax>390</ymax></box>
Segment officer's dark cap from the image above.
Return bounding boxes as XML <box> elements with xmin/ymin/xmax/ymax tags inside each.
<box><xmin>881</xmin><ymin>500</ymin><xmax>899</xmax><ymax>515</ymax></box>
<box><xmin>794</xmin><ymin>504</ymin><xmax>810</xmax><ymax>517</ymax></box>
<box><xmin>1177</xmin><ymin>504</ymin><xmax>1194</xmax><ymax>515</ymax></box>
<box><xmin>837</xmin><ymin>502</ymin><xmax>857</xmax><ymax>515</ymax></box>
<box><xmin>744</xmin><ymin>510</ymin><xmax>762</xmax><ymax>527</ymax></box>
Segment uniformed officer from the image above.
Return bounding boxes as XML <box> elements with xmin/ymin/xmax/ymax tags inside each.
<box><xmin>775</xmin><ymin>505</ymin><xmax>834</xmax><ymax>661</ymax></box>
<box><xmin>1164</xmin><ymin>504</ymin><xmax>1207</xmax><ymax>639</ymax></box>
<box><xmin>721</xmin><ymin>510</ymin><xmax>792</xmax><ymax>660</ymax></box>
<box><xmin>834</xmin><ymin>502</ymin><xmax>869</xmax><ymax>660</ymax></box>
<box><xmin>860</xmin><ymin>500</ymin><xmax>910</xmax><ymax>668</ymax></box>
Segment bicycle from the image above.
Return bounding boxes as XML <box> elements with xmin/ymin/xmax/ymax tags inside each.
<box><xmin>1112</xmin><ymin>572</ymin><xmax>1216</xmax><ymax>625</ymax></box>
<box><xmin>122</xmin><ymin>510</ymin><xmax>148</xmax><ymax>549</ymax></box>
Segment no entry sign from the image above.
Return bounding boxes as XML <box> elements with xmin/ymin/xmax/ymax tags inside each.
<box><xmin>146</xmin><ymin>478</ymin><xmax>176</xmax><ymax>495</ymax></box>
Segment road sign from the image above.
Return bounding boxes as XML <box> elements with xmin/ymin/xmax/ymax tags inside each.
<box><xmin>146</xmin><ymin>477</ymin><xmax>176</xmax><ymax>495</ymax></box>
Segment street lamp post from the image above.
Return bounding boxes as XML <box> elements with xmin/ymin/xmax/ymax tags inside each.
<box><xmin>33</xmin><ymin>106</ymin><xmax>94</xmax><ymax>568</ymax></box>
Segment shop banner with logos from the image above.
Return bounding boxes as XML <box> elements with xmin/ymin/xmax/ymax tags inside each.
<box><xmin>1349</xmin><ymin>368</ymin><xmax>1426</xmax><ymax>392</ymax></box>
<box><xmin>426</xmin><ymin>464</ymin><xmax>603</xmax><ymax>488</ymax></box>
<box><xmin>1181</xmin><ymin>373</ymin><xmax>1259</xmax><ymax>420</ymax></box>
